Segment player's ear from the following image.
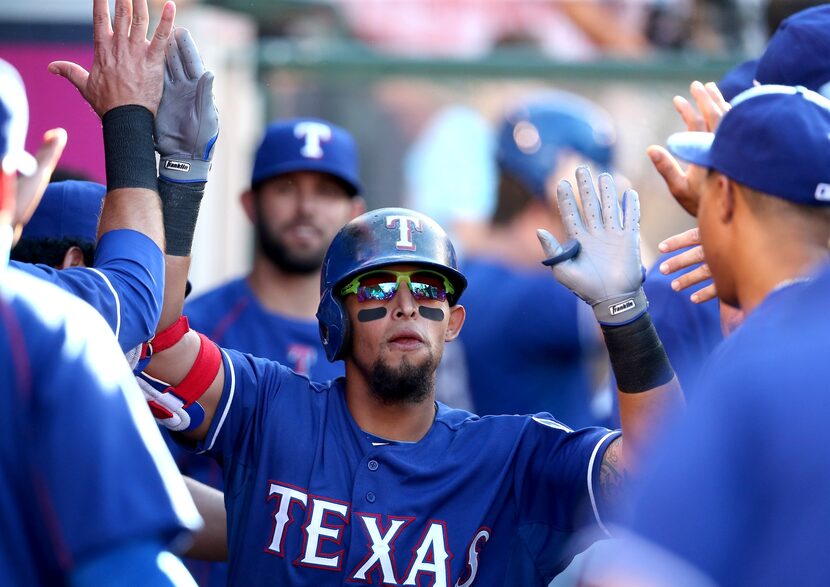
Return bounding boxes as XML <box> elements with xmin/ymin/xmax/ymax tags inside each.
<box><xmin>240</xmin><ymin>189</ymin><xmax>257</xmax><ymax>224</ymax></box>
<box><xmin>59</xmin><ymin>245</ymin><xmax>86</xmax><ymax>269</ymax></box>
<box><xmin>349</xmin><ymin>196</ymin><xmax>366</xmax><ymax>220</ymax></box>
<box><xmin>445</xmin><ymin>304</ymin><xmax>465</xmax><ymax>342</ymax></box>
<box><xmin>717</xmin><ymin>174</ymin><xmax>736</xmax><ymax>224</ymax></box>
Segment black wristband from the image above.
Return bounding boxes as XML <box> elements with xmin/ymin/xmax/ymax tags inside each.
<box><xmin>103</xmin><ymin>105</ymin><xmax>158</xmax><ymax>192</ymax></box>
<box><xmin>602</xmin><ymin>313</ymin><xmax>675</xmax><ymax>394</ymax></box>
<box><xmin>158</xmin><ymin>178</ymin><xmax>205</xmax><ymax>256</ymax></box>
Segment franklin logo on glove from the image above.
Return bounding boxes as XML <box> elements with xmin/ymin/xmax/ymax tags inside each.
<box><xmin>164</xmin><ymin>159</ymin><xmax>192</xmax><ymax>172</ymax></box>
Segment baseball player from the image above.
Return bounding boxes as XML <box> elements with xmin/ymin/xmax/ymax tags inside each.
<box><xmin>178</xmin><ymin>118</ymin><xmax>364</xmax><ymax>584</ymax></box>
<box><xmin>589</xmin><ymin>86</ymin><xmax>830</xmax><ymax>586</ymax></box>
<box><xmin>458</xmin><ymin>91</ymin><xmax>614</xmax><ymax>427</ymax></box>
<box><xmin>0</xmin><ymin>48</ymin><xmax>200</xmax><ymax>587</ymax></box>
<box><xmin>185</xmin><ymin>118</ymin><xmax>365</xmax><ymax>379</ymax></box>
<box><xmin>140</xmin><ymin>112</ymin><xmax>684</xmax><ymax>587</ymax></box>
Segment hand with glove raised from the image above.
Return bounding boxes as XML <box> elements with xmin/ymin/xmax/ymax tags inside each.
<box><xmin>537</xmin><ymin>166</ymin><xmax>646</xmax><ymax>326</ymax></box>
<box><xmin>155</xmin><ymin>27</ymin><xmax>218</xmax><ymax>184</ymax></box>
<box><xmin>154</xmin><ymin>27</ymin><xmax>218</xmax><ymax>257</ymax></box>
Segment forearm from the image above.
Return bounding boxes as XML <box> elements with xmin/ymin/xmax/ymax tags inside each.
<box><xmin>606</xmin><ymin>313</ymin><xmax>684</xmax><ymax>472</ymax></box>
<box><xmin>99</xmin><ymin>106</ymin><xmax>164</xmax><ymax>250</ymax></box>
<box><xmin>617</xmin><ymin>379</ymin><xmax>683</xmax><ymax>470</ymax></box>
<box><xmin>145</xmin><ymin>247</ymin><xmax>225</xmax><ymax>440</ymax></box>
<box><xmin>182</xmin><ymin>477</ymin><xmax>228</xmax><ymax>561</ymax></box>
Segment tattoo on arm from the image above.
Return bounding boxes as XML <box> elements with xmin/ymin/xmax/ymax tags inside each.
<box><xmin>599</xmin><ymin>437</ymin><xmax>627</xmax><ymax>506</ymax></box>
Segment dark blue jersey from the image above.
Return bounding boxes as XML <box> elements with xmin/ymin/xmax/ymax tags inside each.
<box><xmin>10</xmin><ymin>229</ymin><xmax>164</xmax><ymax>353</ymax></box>
<box><xmin>458</xmin><ymin>256</ymin><xmax>597</xmax><ymax>427</ymax></box>
<box><xmin>182</xmin><ymin>276</ymin><xmax>345</xmax><ymax>585</ymax></box>
<box><xmin>176</xmin><ymin>348</ymin><xmax>619</xmax><ymax>586</ymax></box>
<box><xmin>0</xmin><ymin>267</ymin><xmax>198</xmax><ymax>585</ymax></box>
<box><xmin>630</xmin><ymin>265</ymin><xmax>830</xmax><ymax>586</ymax></box>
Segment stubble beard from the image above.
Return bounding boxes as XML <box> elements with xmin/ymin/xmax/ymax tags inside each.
<box><xmin>254</xmin><ymin>214</ymin><xmax>325</xmax><ymax>275</ymax></box>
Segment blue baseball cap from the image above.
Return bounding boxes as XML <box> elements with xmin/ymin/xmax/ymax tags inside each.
<box><xmin>718</xmin><ymin>59</ymin><xmax>757</xmax><ymax>102</ymax></box>
<box><xmin>21</xmin><ymin>180</ymin><xmax>106</xmax><ymax>243</ymax></box>
<box><xmin>250</xmin><ymin>117</ymin><xmax>362</xmax><ymax>195</ymax></box>
<box><xmin>755</xmin><ymin>4</ymin><xmax>830</xmax><ymax>95</ymax></box>
<box><xmin>0</xmin><ymin>58</ymin><xmax>36</xmax><ymax>176</ymax></box>
<box><xmin>667</xmin><ymin>85</ymin><xmax>830</xmax><ymax>206</ymax></box>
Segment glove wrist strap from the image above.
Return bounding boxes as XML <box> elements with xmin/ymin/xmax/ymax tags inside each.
<box><xmin>159</xmin><ymin>156</ymin><xmax>211</xmax><ymax>183</ymax></box>
<box><xmin>158</xmin><ymin>179</ymin><xmax>205</xmax><ymax>257</ymax></box>
<box><xmin>602</xmin><ymin>312</ymin><xmax>674</xmax><ymax>394</ymax></box>
<box><xmin>592</xmin><ymin>287</ymin><xmax>648</xmax><ymax>326</ymax></box>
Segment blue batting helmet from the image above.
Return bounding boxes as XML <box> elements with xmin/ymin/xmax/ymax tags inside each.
<box><xmin>316</xmin><ymin>207</ymin><xmax>466</xmax><ymax>361</ymax></box>
<box><xmin>496</xmin><ymin>91</ymin><xmax>616</xmax><ymax>198</ymax></box>
<box><xmin>251</xmin><ymin>117</ymin><xmax>362</xmax><ymax>195</ymax></box>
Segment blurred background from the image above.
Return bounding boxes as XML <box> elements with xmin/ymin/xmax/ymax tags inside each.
<box><xmin>0</xmin><ymin>0</ymin><xmax>819</xmax><ymax>293</ymax></box>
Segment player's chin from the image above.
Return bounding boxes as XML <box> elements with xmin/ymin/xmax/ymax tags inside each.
<box><xmin>381</xmin><ymin>343</ymin><xmax>432</xmax><ymax>366</ymax></box>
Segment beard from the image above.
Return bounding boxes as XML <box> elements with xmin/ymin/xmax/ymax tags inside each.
<box><xmin>366</xmin><ymin>349</ymin><xmax>439</xmax><ymax>406</ymax></box>
<box><xmin>254</xmin><ymin>212</ymin><xmax>326</xmax><ymax>275</ymax></box>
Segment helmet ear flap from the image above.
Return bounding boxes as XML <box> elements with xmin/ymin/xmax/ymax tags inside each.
<box><xmin>316</xmin><ymin>288</ymin><xmax>350</xmax><ymax>362</ymax></box>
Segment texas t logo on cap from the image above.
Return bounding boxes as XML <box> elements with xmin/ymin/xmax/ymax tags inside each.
<box><xmin>386</xmin><ymin>215</ymin><xmax>422</xmax><ymax>251</ymax></box>
<box><xmin>294</xmin><ymin>121</ymin><xmax>332</xmax><ymax>159</ymax></box>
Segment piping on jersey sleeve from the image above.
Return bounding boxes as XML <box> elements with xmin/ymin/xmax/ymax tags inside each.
<box><xmin>87</xmin><ymin>268</ymin><xmax>121</xmax><ymax>342</ymax></box>
<box><xmin>587</xmin><ymin>430</ymin><xmax>619</xmax><ymax>537</ymax></box>
<box><xmin>203</xmin><ymin>348</ymin><xmax>236</xmax><ymax>453</ymax></box>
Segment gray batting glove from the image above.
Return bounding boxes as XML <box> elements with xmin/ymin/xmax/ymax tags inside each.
<box><xmin>537</xmin><ymin>166</ymin><xmax>646</xmax><ymax>326</ymax></box>
<box><xmin>155</xmin><ymin>28</ymin><xmax>219</xmax><ymax>183</ymax></box>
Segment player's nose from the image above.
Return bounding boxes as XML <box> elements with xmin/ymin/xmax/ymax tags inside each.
<box><xmin>391</xmin><ymin>283</ymin><xmax>418</xmax><ymax>319</ymax></box>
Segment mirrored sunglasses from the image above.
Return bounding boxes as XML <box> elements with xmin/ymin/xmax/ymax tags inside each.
<box><xmin>340</xmin><ymin>269</ymin><xmax>455</xmax><ymax>303</ymax></box>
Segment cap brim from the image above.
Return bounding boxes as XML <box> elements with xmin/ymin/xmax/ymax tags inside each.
<box><xmin>666</xmin><ymin>131</ymin><xmax>715</xmax><ymax>167</ymax></box>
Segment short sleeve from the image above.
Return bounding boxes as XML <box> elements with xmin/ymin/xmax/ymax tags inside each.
<box><xmin>512</xmin><ymin>415</ymin><xmax>619</xmax><ymax>575</ymax></box>
<box><xmin>10</xmin><ymin>229</ymin><xmax>164</xmax><ymax>352</ymax></box>
<box><xmin>189</xmin><ymin>349</ymin><xmax>288</xmax><ymax>466</ymax></box>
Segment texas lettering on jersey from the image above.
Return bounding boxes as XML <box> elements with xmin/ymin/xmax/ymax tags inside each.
<box><xmin>264</xmin><ymin>481</ymin><xmax>490</xmax><ymax>586</ymax></box>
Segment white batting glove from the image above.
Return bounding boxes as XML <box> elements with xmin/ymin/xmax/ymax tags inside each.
<box><xmin>155</xmin><ymin>28</ymin><xmax>219</xmax><ymax>183</ymax></box>
<box><xmin>537</xmin><ymin>166</ymin><xmax>646</xmax><ymax>326</ymax></box>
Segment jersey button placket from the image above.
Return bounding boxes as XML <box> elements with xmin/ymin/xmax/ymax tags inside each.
<box><xmin>367</xmin><ymin>459</ymin><xmax>379</xmax><ymax>471</ymax></box>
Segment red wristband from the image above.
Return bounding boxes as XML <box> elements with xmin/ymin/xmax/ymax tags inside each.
<box><xmin>151</xmin><ymin>315</ymin><xmax>190</xmax><ymax>353</ymax></box>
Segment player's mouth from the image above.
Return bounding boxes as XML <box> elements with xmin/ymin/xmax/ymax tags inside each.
<box><xmin>387</xmin><ymin>330</ymin><xmax>425</xmax><ymax>350</ymax></box>
<box><xmin>284</xmin><ymin>224</ymin><xmax>322</xmax><ymax>243</ymax></box>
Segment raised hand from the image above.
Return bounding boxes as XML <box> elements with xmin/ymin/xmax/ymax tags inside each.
<box><xmin>537</xmin><ymin>166</ymin><xmax>646</xmax><ymax>326</ymax></box>
<box><xmin>647</xmin><ymin>81</ymin><xmax>731</xmax><ymax>217</ymax></box>
<box><xmin>657</xmin><ymin>227</ymin><xmax>717</xmax><ymax>304</ymax></box>
<box><xmin>13</xmin><ymin>129</ymin><xmax>68</xmax><ymax>230</ymax></box>
<box><xmin>155</xmin><ymin>28</ymin><xmax>219</xmax><ymax>183</ymax></box>
<box><xmin>48</xmin><ymin>0</ymin><xmax>176</xmax><ymax>117</ymax></box>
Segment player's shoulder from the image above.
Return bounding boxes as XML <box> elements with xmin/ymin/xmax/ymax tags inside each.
<box><xmin>184</xmin><ymin>277</ymin><xmax>251</xmax><ymax>323</ymax></box>
<box><xmin>186</xmin><ymin>277</ymin><xmax>248</xmax><ymax>309</ymax></box>
<box><xmin>702</xmin><ymin>268</ymin><xmax>829</xmax><ymax>391</ymax></box>
<box><xmin>436</xmin><ymin>403</ymin><xmax>574</xmax><ymax>434</ymax></box>
<box><xmin>222</xmin><ymin>345</ymin><xmax>337</xmax><ymax>395</ymax></box>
